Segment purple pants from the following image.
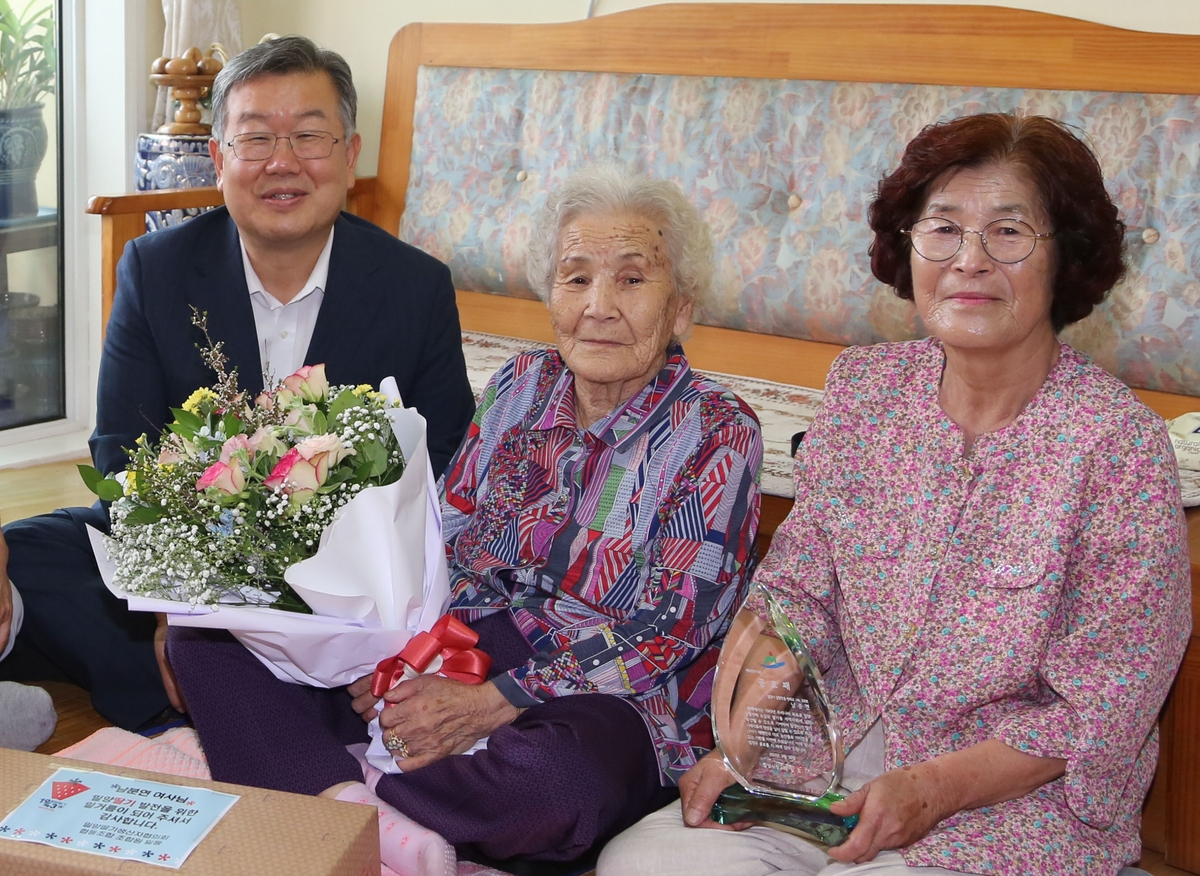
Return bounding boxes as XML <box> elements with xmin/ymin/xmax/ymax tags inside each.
<box><xmin>167</xmin><ymin>612</ymin><xmax>676</xmax><ymax>862</ymax></box>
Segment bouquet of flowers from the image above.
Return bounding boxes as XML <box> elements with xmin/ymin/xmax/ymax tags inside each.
<box><xmin>84</xmin><ymin>312</ymin><xmax>453</xmax><ymax>688</ymax></box>
<box><xmin>81</xmin><ymin>316</ymin><xmax>405</xmax><ymax>611</ymax></box>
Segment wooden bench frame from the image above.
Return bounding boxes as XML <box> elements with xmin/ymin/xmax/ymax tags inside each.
<box><xmin>87</xmin><ymin>4</ymin><xmax>1200</xmax><ymax>869</ymax></box>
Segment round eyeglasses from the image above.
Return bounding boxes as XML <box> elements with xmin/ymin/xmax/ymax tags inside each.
<box><xmin>903</xmin><ymin>217</ymin><xmax>1053</xmax><ymax>264</ymax></box>
<box><xmin>226</xmin><ymin>131</ymin><xmax>341</xmax><ymax>161</ymax></box>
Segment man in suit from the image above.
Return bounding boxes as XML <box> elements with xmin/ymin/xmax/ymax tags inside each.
<box><xmin>0</xmin><ymin>36</ymin><xmax>476</xmax><ymax>731</ymax></box>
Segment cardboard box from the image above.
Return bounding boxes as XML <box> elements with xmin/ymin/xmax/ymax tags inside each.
<box><xmin>0</xmin><ymin>749</ymin><xmax>379</xmax><ymax>875</ymax></box>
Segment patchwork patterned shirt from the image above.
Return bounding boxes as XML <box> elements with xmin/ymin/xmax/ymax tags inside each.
<box><xmin>442</xmin><ymin>347</ymin><xmax>763</xmax><ymax>783</ymax></box>
<box><xmin>756</xmin><ymin>339</ymin><xmax>1192</xmax><ymax>876</ymax></box>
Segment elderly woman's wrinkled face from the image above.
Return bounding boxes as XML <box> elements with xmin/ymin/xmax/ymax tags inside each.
<box><xmin>911</xmin><ymin>162</ymin><xmax>1057</xmax><ymax>353</ymax></box>
<box><xmin>550</xmin><ymin>210</ymin><xmax>693</xmax><ymax>394</ymax></box>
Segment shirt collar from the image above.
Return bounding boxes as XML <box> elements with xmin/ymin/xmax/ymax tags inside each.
<box><xmin>240</xmin><ymin>227</ymin><xmax>335</xmax><ymax>308</ymax></box>
<box><xmin>531</xmin><ymin>344</ymin><xmax>692</xmax><ymax>448</ymax></box>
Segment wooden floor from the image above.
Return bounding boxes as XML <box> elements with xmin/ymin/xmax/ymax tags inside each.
<box><xmin>32</xmin><ymin>679</ymin><xmax>112</xmax><ymax>754</ymax></box>
<box><xmin>0</xmin><ymin>454</ymin><xmax>97</xmax><ymax>523</ymax></box>
<box><xmin>0</xmin><ymin>458</ymin><xmax>1190</xmax><ymax>876</ymax></box>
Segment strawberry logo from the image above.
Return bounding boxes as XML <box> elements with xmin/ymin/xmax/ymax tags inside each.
<box><xmin>51</xmin><ymin>780</ymin><xmax>89</xmax><ymax>801</ymax></box>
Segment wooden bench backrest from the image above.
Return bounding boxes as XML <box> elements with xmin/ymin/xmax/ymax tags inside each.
<box><xmin>376</xmin><ymin>3</ymin><xmax>1200</xmax><ymax>233</ymax></box>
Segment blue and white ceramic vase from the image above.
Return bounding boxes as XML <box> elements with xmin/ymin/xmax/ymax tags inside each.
<box><xmin>0</xmin><ymin>105</ymin><xmax>49</xmax><ymax>220</ymax></box>
<box><xmin>135</xmin><ymin>133</ymin><xmax>217</xmax><ymax>232</ymax></box>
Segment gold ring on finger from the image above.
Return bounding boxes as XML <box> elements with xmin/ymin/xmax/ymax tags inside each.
<box><xmin>384</xmin><ymin>727</ymin><xmax>410</xmax><ymax>759</ymax></box>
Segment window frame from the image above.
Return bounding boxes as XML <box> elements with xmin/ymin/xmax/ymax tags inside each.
<box><xmin>0</xmin><ymin>0</ymin><xmax>148</xmax><ymax>465</ymax></box>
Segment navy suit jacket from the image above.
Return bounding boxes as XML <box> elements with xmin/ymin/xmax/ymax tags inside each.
<box><xmin>91</xmin><ymin>207</ymin><xmax>475</xmax><ymax>478</ymax></box>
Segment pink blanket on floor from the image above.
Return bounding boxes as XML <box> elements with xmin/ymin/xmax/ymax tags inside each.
<box><xmin>55</xmin><ymin>726</ymin><xmax>211</xmax><ymax>778</ymax></box>
<box><xmin>54</xmin><ymin>728</ymin><xmax>517</xmax><ymax>876</ymax></box>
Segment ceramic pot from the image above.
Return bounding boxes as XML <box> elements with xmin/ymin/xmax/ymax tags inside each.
<box><xmin>0</xmin><ymin>105</ymin><xmax>48</xmax><ymax>219</ymax></box>
<box><xmin>135</xmin><ymin>133</ymin><xmax>216</xmax><ymax>231</ymax></box>
<box><xmin>0</xmin><ymin>291</ymin><xmax>40</xmax><ymax>354</ymax></box>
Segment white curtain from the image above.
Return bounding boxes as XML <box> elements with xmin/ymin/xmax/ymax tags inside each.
<box><xmin>152</xmin><ymin>0</ymin><xmax>244</xmax><ymax>131</ymax></box>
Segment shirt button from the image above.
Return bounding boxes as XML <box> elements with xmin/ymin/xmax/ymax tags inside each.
<box><xmin>280</xmin><ymin>330</ymin><xmax>289</xmax><ymax>339</ymax></box>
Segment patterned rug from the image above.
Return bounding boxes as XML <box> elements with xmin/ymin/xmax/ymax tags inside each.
<box><xmin>461</xmin><ymin>331</ymin><xmax>822</xmax><ymax>499</ymax></box>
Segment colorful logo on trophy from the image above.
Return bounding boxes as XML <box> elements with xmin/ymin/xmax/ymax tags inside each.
<box><xmin>761</xmin><ymin>651</ymin><xmax>787</xmax><ymax>670</ymax></box>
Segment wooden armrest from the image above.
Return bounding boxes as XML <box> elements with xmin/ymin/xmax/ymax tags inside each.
<box><xmin>86</xmin><ymin>187</ymin><xmax>225</xmax><ymax>215</ymax></box>
<box><xmin>88</xmin><ymin>188</ymin><xmax>225</xmax><ymax>331</ymax></box>
<box><xmin>346</xmin><ymin>176</ymin><xmax>377</xmax><ymax>225</ymax></box>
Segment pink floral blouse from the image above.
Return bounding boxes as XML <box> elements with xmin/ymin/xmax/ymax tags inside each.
<box><xmin>755</xmin><ymin>339</ymin><xmax>1192</xmax><ymax>876</ymax></box>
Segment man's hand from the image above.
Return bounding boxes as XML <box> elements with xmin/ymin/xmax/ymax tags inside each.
<box><xmin>376</xmin><ymin>676</ymin><xmax>521</xmax><ymax>771</ymax></box>
<box><xmin>678</xmin><ymin>750</ymin><xmax>749</xmax><ymax>831</ymax></box>
<box><xmin>0</xmin><ymin>575</ymin><xmax>12</xmax><ymax>655</ymax></box>
<box><xmin>0</xmin><ymin>528</ymin><xmax>12</xmax><ymax>654</ymax></box>
<box><xmin>154</xmin><ymin>614</ymin><xmax>186</xmax><ymax>713</ymax></box>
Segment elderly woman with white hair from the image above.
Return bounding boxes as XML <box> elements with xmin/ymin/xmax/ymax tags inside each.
<box><xmin>168</xmin><ymin>163</ymin><xmax>764</xmax><ymax>874</ymax></box>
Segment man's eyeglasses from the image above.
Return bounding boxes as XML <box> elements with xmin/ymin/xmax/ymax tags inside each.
<box><xmin>903</xmin><ymin>217</ymin><xmax>1054</xmax><ymax>264</ymax></box>
<box><xmin>226</xmin><ymin>131</ymin><xmax>341</xmax><ymax>161</ymax></box>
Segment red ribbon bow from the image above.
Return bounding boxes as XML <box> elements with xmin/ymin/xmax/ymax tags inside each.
<box><xmin>371</xmin><ymin>615</ymin><xmax>492</xmax><ymax>697</ymax></box>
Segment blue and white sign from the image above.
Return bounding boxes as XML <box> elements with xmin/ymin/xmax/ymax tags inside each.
<box><xmin>0</xmin><ymin>767</ymin><xmax>238</xmax><ymax>869</ymax></box>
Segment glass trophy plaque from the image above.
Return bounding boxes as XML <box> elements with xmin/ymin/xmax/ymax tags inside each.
<box><xmin>709</xmin><ymin>582</ymin><xmax>858</xmax><ymax>846</ymax></box>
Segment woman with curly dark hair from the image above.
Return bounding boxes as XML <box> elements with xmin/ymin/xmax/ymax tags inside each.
<box><xmin>600</xmin><ymin>113</ymin><xmax>1190</xmax><ymax>876</ymax></box>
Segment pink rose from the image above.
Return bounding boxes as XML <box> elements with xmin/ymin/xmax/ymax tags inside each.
<box><xmin>264</xmin><ymin>447</ymin><xmax>329</xmax><ymax>506</ymax></box>
<box><xmin>282</xmin><ymin>404</ymin><xmax>320</xmax><ymax>435</ymax></box>
<box><xmin>295</xmin><ymin>433</ymin><xmax>353</xmax><ymax>466</ymax></box>
<box><xmin>282</xmin><ymin>364</ymin><xmax>329</xmax><ymax>403</ymax></box>
<box><xmin>196</xmin><ymin>460</ymin><xmax>245</xmax><ymax>495</ymax></box>
<box><xmin>248</xmin><ymin>426</ymin><xmax>286</xmax><ymax>458</ymax></box>
<box><xmin>219</xmin><ymin>434</ymin><xmax>254</xmax><ymax>465</ymax></box>
<box><xmin>254</xmin><ymin>390</ymin><xmax>274</xmax><ymax>409</ymax></box>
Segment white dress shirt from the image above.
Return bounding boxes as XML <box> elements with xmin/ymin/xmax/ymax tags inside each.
<box><xmin>240</xmin><ymin>228</ymin><xmax>334</xmax><ymax>382</ymax></box>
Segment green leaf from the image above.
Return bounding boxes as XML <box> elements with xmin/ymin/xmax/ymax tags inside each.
<box><xmin>321</xmin><ymin>467</ymin><xmax>351</xmax><ymax>488</ymax></box>
<box><xmin>77</xmin><ymin>465</ymin><xmax>125</xmax><ymax>502</ymax></box>
<box><xmin>170</xmin><ymin>407</ymin><xmax>204</xmax><ymax>431</ymax></box>
<box><xmin>221</xmin><ymin>411</ymin><xmax>244</xmax><ymax>437</ymax></box>
<box><xmin>352</xmin><ymin>455</ymin><xmax>375</xmax><ymax>481</ymax></box>
<box><xmin>325</xmin><ymin>389</ymin><xmax>361</xmax><ymax>422</ymax></box>
<box><xmin>123</xmin><ymin>504</ymin><xmax>163</xmax><ymax>525</ymax></box>
<box><xmin>361</xmin><ymin>439</ymin><xmax>387</xmax><ymax>477</ymax></box>
<box><xmin>77</xmin><ymin>463</ymin><xmax>104</xmax><ymax>491</ymax></box>
<box><xmin>0</xmin><ymin>0</ymin><xmax>54</xmax><ymax>109</ymax></box>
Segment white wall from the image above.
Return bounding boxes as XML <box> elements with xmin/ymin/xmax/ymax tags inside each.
<box><xmin>237</xmin><ymin>0</ymin><xmax>1200</xmax><ymax>177</ymax></box>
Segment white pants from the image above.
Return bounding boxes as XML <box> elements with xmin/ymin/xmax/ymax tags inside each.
<box><xmin>596</xmin><ymin>801</ymin><xmax>968</xmax><ymax>876</ymax></box>
<box><xmin>1</xmin><ymin>581</ymin><xmax>22</xmax><ymax>661</ymax></box>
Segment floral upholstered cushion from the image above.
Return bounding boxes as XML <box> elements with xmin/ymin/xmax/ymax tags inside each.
<box><xmin>403</xmin><ymin>66</ymin><xmax>1200</xmax><ymax>395</ymax></box>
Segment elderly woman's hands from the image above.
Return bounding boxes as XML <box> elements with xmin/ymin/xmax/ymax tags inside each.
<box><xmin>348</xmin><ymin>674</ymin><xmax>381</xmax><ymax>720</ymax></box>
<box><xmin>348</xmin><ymin>674</ymin><xmax>523</xmax><ymax>770</ymax></box>
<box><xmin>679</xmin><ymin>750</ymin><xmax>750</xmax><ymax>831</ymax></box>
<box><xmin>826</xmin><ymin>740</ymin><xmax>1067</xmax><ymax>863</ymax></box>
<box><xmin>826</xmin><ymin>762</ymin><xmax>953</xmax><ymax>863</ymax></box>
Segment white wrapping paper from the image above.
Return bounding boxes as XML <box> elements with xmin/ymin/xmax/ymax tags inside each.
<box><xmin>89</xmin><ymin>379</ymin><xmax>452</xmax><ymax>688</ymax></box>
